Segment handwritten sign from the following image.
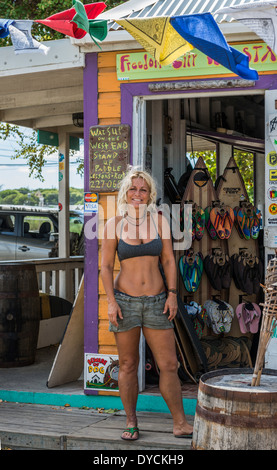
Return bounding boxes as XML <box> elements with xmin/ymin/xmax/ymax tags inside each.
<box><xmin>89</xmin><ymin>125</ymin><xmax>130</xmax><ymax>192</ymax></box>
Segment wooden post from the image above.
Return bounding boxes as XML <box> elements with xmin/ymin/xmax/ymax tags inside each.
<box><xmin>58</xmin><ymin>129</ymin><xmax>70</xmax><ymax>300</ymax></box>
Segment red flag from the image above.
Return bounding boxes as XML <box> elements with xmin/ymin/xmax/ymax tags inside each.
<box><xmin>35</xmin><ymin>2</ymin><xmax>106</xmax><ymax>39</ymax></box>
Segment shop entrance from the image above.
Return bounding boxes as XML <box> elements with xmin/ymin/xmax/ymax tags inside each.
<box><xmin>134</xmin><ymin>90</ymin><xmax>266</xmax><ymax>390</ymax></box>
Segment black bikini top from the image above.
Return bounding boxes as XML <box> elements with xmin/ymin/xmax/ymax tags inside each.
<box><xmin>117</xmin><ymin>213</ymin><xmax>163</xmax><ymax>262</ymax></box>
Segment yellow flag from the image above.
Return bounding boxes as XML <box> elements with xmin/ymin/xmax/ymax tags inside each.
<box><xmin>116</xmin><ymin>17</ymin><xmax>193</xmax><ymax>66</ymax></box>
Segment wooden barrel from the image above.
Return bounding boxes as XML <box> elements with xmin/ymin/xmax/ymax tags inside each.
<box><xmin>192</xmin><ymin>368</ymin><xmax>277</xmax><ymax>450</ymax></box>
<box><xmin>0</xmin><ymin>263</ymin><xmax>40</xmax><ymax>367</ymax></box>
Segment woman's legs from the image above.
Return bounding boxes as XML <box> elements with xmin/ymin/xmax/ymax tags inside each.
<box><xmin>114</xmin><ymin>326</ymin><xmax>141</xmax><ymax>439</ymax></box>
<box><xmin>143</xmin><ymin>326</ymin><xmax>193</xmax><ymax>436</ymax></box>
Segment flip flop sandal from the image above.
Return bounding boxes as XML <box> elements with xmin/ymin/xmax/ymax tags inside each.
<box><xmin>204</xmin><ymin>300</ymin><xmax>224</xmax><ymax>334</ymax></box>
<box><xmin>204</xmin><ymin>255</ymin><xmax>219</xmax><ymax>290</ymax></box>
<box><xmin>247</xmin><ymin>302</ymin><xmax>261</xmax><ymax>333</ymax></box>
<box><xmin>221</xmin><ymin>303</ymin><xmax>234</xmax><ymax>333</ymax></box>
<box><xmin>236</xmin><ymin>303</ymin><xmax>249</xmax><ymax>334</ymax></box>
<box><xmin>250</xmin><ymin>207</ymin><xmax>262</xmax><ymax>239</ymax></box>
<box><xmin>204</xmin><ymin>207</ymin><xmax>218</xmax><ymax>240</ymax></box>
<box><xmin>240</xmin><ymin>208</ymin><xmax>251</xmax><ymax>240</ymax></box>
<box><xmin>210</xmin><ymin>207</ymin><xmax>225</xmax><ymax>239</ymax></box>
<box><xmin>179</xmin><ymin>255</ymin><xmax>194</xmax><ymax>292</ymax></box>
<box><xmin>194</xmin><ymin>253</ymin><xmax>204</xmax><ymax>290</ymax></box>
<box><xmin>233</xmin><ymin>207</ymin><xmax>244</xmax><ymax>239</ymax></box>
<box><xmin>179</xmin><ymin>253</ymin><xmax>203</xmax><ymax>292</ymax></box>
<box><xmin>195</xmin><ymin>206</ymin><xmax>205</xmax><ymax>240</ymax></box>
<box><xmin>252</xmin><ymin>259</ymin><xmax>263</xmax><ymax>293</ymax></box>
<box><xmin>180</xmin><ymin>205</ymin><xmax>192</xmax><ymax>234</ymax></box>
<box><xmin>231</xmin><ymin>254</ymin><xmax>245</xmax><ymax>290</ymax></box>
<box><xmin>174</xmin><ymin>432</ymin><xmax>193</xmax><ymax>439</ymax></box>
<box><xmin>121</xmin><ymin>427</ymin><xmax>139</xmax><ymax>441</ymax></box>
<box><xmin>221</xmin><ymin>255</ymin><xmax>232</xmax><ymax>289</ymax></box>
<box><xmin>222</xmin><ymin>208</ymin><xmax>234</xmax><ymax>239</ymax></box>
<box><xmin>243</xmin><ymin>260</ymin><xmax>256</xmax><ymax>295</ymax></box>
<box><xmin>234</xmin><ymin>207</ymin><xmax>250</xmax><ymax>239</ymax></box>
<box><xmin>191</xmin><ymin>215</ymin><xmax>196</xmax><ymax>241</ymax></box>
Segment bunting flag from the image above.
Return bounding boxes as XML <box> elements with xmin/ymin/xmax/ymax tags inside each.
<box><xmin>0</xmin><ymin>19</ymin><xmax>14</xmax><ymax>38</ymax></box>
<box><xmin>0</xmin><ymin>19</ymin><xmax>49</xmax><ymax>54</ymax></box>
<box><xmin>115</xmin><ymin>17</ymin><xmax>193</xmax><ymax>66</ymax></box>
<box><xmin>35</xmin><ymin>1</ymin><xmax>107</xmax><ymax>41</ymax></box>
<box><xmin>71</xmin><ymin>0</ymin><xmax>108</xmax><ymax>45</ymax></box>
<box><xmin>170</xmin><ymin>13</ymin><xmax>259</xmax><ymax>80</ymax></box>
<box><xmin>216</xmin><ymin>1</ymin><xmax>277</xmax><ymax>54</ymax></box>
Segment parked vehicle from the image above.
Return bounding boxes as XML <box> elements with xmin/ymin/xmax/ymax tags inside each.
<box><xmin>0</xmin><ymin>205</ymin><xmax>84</xmax><ymax>261</ymax></box>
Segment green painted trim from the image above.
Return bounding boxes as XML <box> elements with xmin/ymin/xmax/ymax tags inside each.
<box><xmin>0</xmin><ymin>389</ymin><xmax>197</xmax><ymax>415</ymax></box>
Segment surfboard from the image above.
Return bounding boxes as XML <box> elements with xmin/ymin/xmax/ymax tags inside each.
<box><xmin>176</xmin><ymin>292</ymin><xmax>208</xmax><ymax>373</ymax></box>
<box><xmin>216</xmin><ymin>156</ymin><xmax>260</xmax><ymax>337</ymax></box>
<box><xmin>47</xmin><ymin>276</ymin><xmax>84</xmax><ymax>388</ymax></box>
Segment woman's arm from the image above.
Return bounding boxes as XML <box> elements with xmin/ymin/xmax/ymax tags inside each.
<box><xmin>101</xmin><ymin>217</ymin><xmax>123</xmax><ymax>327</ymax></box>
<box><xmin>158</xmin><ymin>213</ymin><xmax>178</xmax><ymax>321</ymax></box>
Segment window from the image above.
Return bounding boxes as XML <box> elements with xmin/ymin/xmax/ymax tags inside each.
<box><xmin>23</xmin><ymin>216</ymin><xmax>54</xmax><ymax>239</ymax></box>
<box><xmin>0</xmin><ymin>214</ymin><xmax>15</xmax><ymax>233</ymax></box>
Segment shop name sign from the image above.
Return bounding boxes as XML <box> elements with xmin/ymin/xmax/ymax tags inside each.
<box><xmin>117</xmin><ymin>43</ymin><xmax>277</xmax><ymax>80</ymax></box>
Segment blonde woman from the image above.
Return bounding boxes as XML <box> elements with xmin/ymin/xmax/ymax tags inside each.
<box><xmin>101</xmin><ymin>168</ymin><xmax>193</xmax><ymax>441</ymax></box>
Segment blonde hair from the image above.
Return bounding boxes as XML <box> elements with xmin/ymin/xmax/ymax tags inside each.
<box><xmin>117</xmin><ymin>167</ymin><xmax>157</xmax><ymax>215</ymax></box>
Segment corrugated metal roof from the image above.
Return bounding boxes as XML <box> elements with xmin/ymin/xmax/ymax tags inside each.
<box><xmin>103</xmin><ymin>0</ymin><xmax>266</xmax><ymax>31</ymax></box>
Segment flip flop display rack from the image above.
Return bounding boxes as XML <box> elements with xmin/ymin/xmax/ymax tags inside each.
<box><xmin>167</xmin><ymin>160</ymin><xmax>265</xmax><ymax>378</ymax></box>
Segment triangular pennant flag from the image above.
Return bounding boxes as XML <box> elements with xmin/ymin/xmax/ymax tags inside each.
<box><xmin>0</xmin><ymin>19</ymin><xmax>49</xmax><ymax>54</ymax></box>
<box><xmin>35</xmin><ymin>1</ymin><xmax>106</xmax><ymax>39</ymax></box>
<box><xmin>171</xmin><ymin>13</ymin><xmax>259</xmax><ymax>80</ymax></box>
<box><xmin>72</xmin><ymin>0</ymin><xmax>108</xmax><ymax>46</ymax></box>
<box><xmin>115</xmin><ymin>17</ymin><xmax>193</xmax><ymax>66</ymax></box>
<box><xmin>216</xmin><ymin>1</ymin><xmax>277</xmax><ymax>54</ymax></box>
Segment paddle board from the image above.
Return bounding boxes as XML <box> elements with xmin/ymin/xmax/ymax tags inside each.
<box><xmin>178</xmin><ymin>157</ymin><xmax>228</xmax><ymax>306</ymax></box>
<box><xmin>216</xmin><ymin>156</ymin><xmax>260</xmax><ymax>337</ymax></box>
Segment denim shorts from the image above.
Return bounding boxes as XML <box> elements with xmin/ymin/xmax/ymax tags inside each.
<box><xmin>109</xmin><ymin>290</ymin><xmax>174</xmax><ymax>333</ymax></box>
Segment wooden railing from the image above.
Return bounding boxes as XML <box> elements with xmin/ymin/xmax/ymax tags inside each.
<box><xmin>0</xmin><ymin>257</ymin><xmax>84</xmax><ymax>303</ymax></box>
<box><xmin>34</xmin><ymin>256</ymin><xmax>84</xmax><ymax>303</ymax></box>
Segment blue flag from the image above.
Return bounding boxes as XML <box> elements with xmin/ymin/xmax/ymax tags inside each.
<box><xmin>170</xmin><ymin>13</ymin><xmax>259</xmax><ymax>80</ymax></box>
<box><xmin>0</xmin><ymin>19</ymin><xmax>14</xmax><ymax>38</ymax></box>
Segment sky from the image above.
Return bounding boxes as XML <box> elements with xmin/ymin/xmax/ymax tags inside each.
<box><xmin>0</xmin><ymin>127</ymin><xmax>84</xmax><ymax>190</ymax></box>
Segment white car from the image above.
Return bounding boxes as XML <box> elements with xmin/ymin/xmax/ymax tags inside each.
<box><xmin>0</xmin><ymin>205</ymin><xmax>83</xmax><ymax>260</ymax></box>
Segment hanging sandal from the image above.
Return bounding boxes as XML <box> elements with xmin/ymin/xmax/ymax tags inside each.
<box><xmin>195</xmin><ymin>205</ymin><xmax>205</xmax><ymax>240</ymax></box>
<box><xmin>121</xmin><ymin>427</ymin><xmax>139</xmax><ymax>441</ymax></box>
<box><xmin>210</xmin><ymin>207</ymin><xmax>225</xmax><ymax>239</ymax></box>
<box><xmin>233</xmin><ymin>207</ymin><xmax>244</xmax><ymax>239</ymax></box>
<box><xmin>222</xmin><ymin>207</ymin><xmax>234</xmax><ymax>239</ymax></box>
<box><xmin>250</xmin><ymin>207</ymin><xmax>262</xmax><ymax>239</ymax></box>
<box><xmin>205</xmin><ymin>206</ymin><xmax>218</xmax><ymax>240</ymax></box>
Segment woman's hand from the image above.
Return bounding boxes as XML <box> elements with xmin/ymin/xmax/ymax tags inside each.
<box><xmin>108</xmin><ymin>300</ymin><xmax>123</xmax><ymax>328</ymax></box>
<box><xmin>163</xmin><ymin>293</ymin><xmax>178</xmax><ymax>321</ymax></box>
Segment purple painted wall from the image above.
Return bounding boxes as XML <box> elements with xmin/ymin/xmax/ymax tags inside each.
<box><xmin>83</xmin><ymin>53</ymin><xmax>99</xmax><ymax>366</ymax></box>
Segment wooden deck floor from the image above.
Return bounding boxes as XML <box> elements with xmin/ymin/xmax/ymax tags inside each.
<box><xmin>0</xmin><ymin>401</ymin><xmax>194</xmax><ymax>451</ymax></box>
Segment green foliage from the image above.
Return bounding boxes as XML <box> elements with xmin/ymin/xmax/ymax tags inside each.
<box><xmin>189</xmin><ymin>149</ymin><xmax>254</xmax><ymax>203</ymax></box>
<box><xmin>0</xmin><ymin>187</ymin><xmax>83</xmax><ymax>206</ymax></box>
<box><xmin>0</xmin><ymin>189</ymin><xmax>39</xmax><ymax>205</ymax></box>
<box><xmin>0</xmin><ymin>123</ymin><xmax>84</xmax><ymax>181</ymax></box>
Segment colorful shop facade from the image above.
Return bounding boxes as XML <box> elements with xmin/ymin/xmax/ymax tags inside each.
<box><xmin>81</xmin><ymin>0</ymin><xmax>277</xmax><ymax>395</ymax></box>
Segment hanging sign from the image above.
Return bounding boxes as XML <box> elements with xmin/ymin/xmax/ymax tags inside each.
<box><xmin>89</xmin><ymin>125</ymin><xmax>130</xmax><ymax>192</ymax></box>
<box><xmin>116</xmin><ymin>42</ymin><xmax>277</xmax><ymax>80</ymax></box>
<box><xmin>84</xmin><ymin>353</ymin><xmax>119</xmax><ymax>392</ymax></box>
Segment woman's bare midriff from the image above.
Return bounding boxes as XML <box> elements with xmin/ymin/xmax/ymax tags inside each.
<box><xmin>114</xmin><ymin>255</ymin><xmax>165</xmax><ymax>296</ymax></box>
